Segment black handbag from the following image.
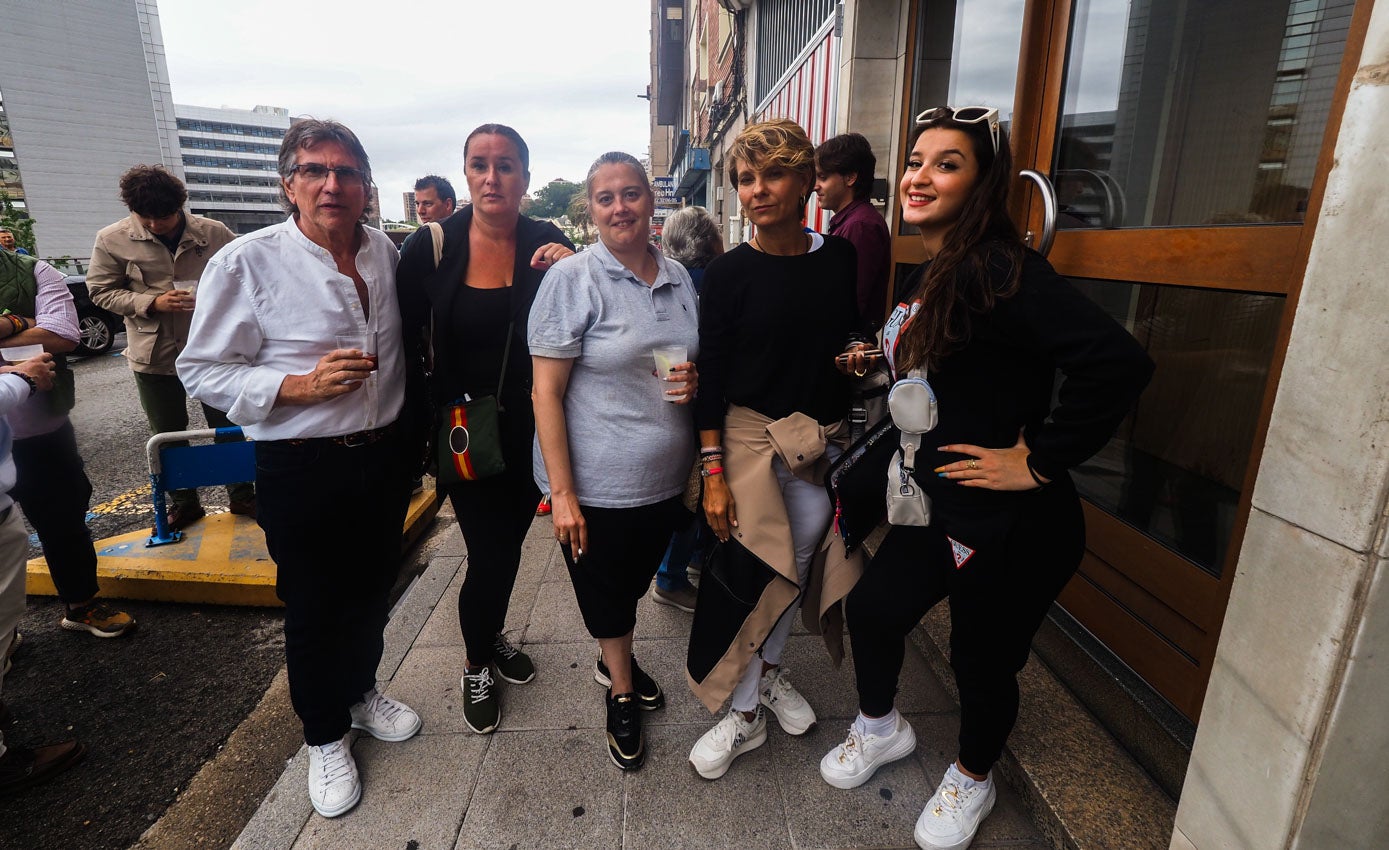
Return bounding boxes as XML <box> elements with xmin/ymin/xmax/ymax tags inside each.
<box><xmin>686</xmin><ymin>538</ymin><xmax>779</xmax><ymax>686</ymax></box>
<box><xmin>823</xmin><ymin>417</ymin><xmax>899</xmax><ymax>553</ymax></box>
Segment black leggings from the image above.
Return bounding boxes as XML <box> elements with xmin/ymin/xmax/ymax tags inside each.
<box><xmin>448</xmin><ymin>457</ymin><xmax>540</xmax><ymax>667</ymax></box>
<box><xmin>846</xmin><ymin>485</ymin><xmax>1084</xmax><ymax>775</ymax></box>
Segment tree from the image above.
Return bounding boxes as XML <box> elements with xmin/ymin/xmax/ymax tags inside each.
<box><xmin>527</xmin><ymin>178</ymin><xmax>584</xmax><ymax>221</ymax></box>
<box><xmin>0</xmin><ymin>191</ymin><xmax>36</xmax><ymax>254</ymax></box>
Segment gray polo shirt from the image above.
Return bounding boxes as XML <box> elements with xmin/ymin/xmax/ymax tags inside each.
<box><xmin>528</xmin><ymin>240</ymin><xmax>699</xmax><ymax>508</ymax></box>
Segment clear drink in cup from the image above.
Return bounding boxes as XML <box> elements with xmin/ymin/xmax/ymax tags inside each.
<box><xmin>652</xmin><ymin>345</ymin><xmax>688</xmax><ymax>402</ymax></box>
<box><xmin>0</xmin><ymin>344</ymin><xmax>44</xmax><ymax>364</ymax></box>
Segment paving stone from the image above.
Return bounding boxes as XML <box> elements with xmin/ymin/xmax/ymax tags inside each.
<box><xmin>496</xmin><ymin>642</ymin><xmax>607</xmax><ymax>732</ymax></box>
<box><xmin>623</xmin><ymin>722</ymin><xmax>794</xmax><ymax>850</ymax></box>
<box><xmin>523</xmin><ymin>579</ymin><xmax>590</xmax><ymax>644</ymax></box>
<box><xmin>454</xmin><ymin>729</ymin><xmax>624</xmax><ymax>850</ymax></box>
<box><xmin>291</xmin><ymin>733</ymin><xmax>484</xmax><ymax>850</ymax></box>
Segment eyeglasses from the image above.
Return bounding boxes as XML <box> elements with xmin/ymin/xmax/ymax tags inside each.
<box><xmin>290</xmin><ymin>163</ymin><xmax>367</xmax><ymax>185</ymax></box>
<box><xmin>915</xmin><ymin>106</ymin><xmax>1000</xmax><ymax>155</ymax></box>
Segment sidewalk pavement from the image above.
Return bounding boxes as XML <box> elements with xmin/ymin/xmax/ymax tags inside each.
<box><xmin>234</xmin><ymin>518</ymin><xmax>1050</xmax><ymax>850</ymax></box>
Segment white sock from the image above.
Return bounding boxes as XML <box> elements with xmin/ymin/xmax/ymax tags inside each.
<box><xmin>947</xmin><ymin>761</ymin><xmax>991</xmax><ymax>789</ymax></box>
<box><xmin>853</xmin><ymin>709</ymin><xmax>898</xmax><ymax>739</ymax></box>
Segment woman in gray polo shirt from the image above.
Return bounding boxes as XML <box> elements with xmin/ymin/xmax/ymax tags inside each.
<box><xmin>529</xmin><ymin>151</ymin><xmax>699</xmax><ymax>771</ymax></box>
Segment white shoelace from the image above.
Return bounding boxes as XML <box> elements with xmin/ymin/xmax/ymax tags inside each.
<box><xmin>314</xmin><ymin>742</ymin><xmax>354</xmax><ymax>790</ymax></box>
<box><xmin>931</xmin><ymin>778</ymin><xmax>982</xmax><ymax>818</ymax></box>
<box><xmin>464</xmin><ymin>667</ymin><xmax>494</xmax><ymax>703</ymax></box>
<box><xmin>493</xmin><ymin>633</ymin><xmax>520</xmax><ymax>660</ymax></box>
<box><xmin>362</xmin><ymin>691</ymin><xmax>406</xmax><ymax>726</ymax></box>
<box><xmin>765</xmin><ymin>669</ymin><xmax>797</xmax><ymax>703</ymax></box>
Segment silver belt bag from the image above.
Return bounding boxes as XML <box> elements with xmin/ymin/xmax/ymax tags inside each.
<box><xmin>886</xmin><ymin>373</ymin><xmax>937</xmax><ymax>527</ymax></box>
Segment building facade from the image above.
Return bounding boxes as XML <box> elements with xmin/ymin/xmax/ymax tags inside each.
<box><xmin>175</xmin><ymin>103</ymin><xmax>289</xmax><ymax>235</ymax></box>
<box><xmin>403</xmin><ymin>191</ymin><xmax>419</xmax><ymax>225</ymax></box>
<box><xmin>653</xmin><ymin>1</ymin><xmax>1389</xmax><ymax>847</ymax></box>
<box><xmin>0</xmin><ymin>0</ymin><xmax>182</xmax><ymax>260</ymax></box>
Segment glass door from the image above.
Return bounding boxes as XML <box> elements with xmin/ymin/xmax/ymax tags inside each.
<box><xmin>1028</xmin><ymin>0</ymin><xmax>1362</xmax><ymax>719</ymax></box>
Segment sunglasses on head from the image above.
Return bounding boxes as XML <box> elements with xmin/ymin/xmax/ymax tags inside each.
<box><xmin>915</xmin><ymin>106</ymin><xmax>1000</xmax><ymax>155</ymax></box>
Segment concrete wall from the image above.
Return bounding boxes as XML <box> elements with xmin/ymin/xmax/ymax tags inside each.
<box><xmin>837</xmin><ymin>0</ymin><xmax>909</xmax><ymax>224</ymax></box>
<box><xmin>1172</xmin><ymin>3</ymin><xmax>1389</xmax><ymax>848</ymax></box>
<box><xmin>0</xmin><ymin>0</ymin><xmax>181</xmax><ymax>260</ymax></box>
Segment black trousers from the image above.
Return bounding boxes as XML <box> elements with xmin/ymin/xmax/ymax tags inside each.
<box><xmin>846</xmin><ymin>485</ymin><xmax>1085</xmax><ymax>775</ymax></box>
<box><xmin>256</xmin><ymin>432</ymin><xmax>410</xmax><ymax>746</ymax></box>
<box><xmin>447</xmin><ymin>459</ymin><xmax>540</xmax><ymax>667</ymax></box>
<box><xmin>562</xmin><ymin>497</ymin><xmax>684</xmax><ymax>639</ymax></box>
<box><xmin>11</xmin><ymin>422</ymin><xmax>98</xmax><ymax>605</ymax></box>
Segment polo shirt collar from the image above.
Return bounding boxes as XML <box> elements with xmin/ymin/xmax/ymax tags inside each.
<box><xmin>590</xmin><ymin>239</ymin><xmax>682</xmax><ymax>289</ymax></box>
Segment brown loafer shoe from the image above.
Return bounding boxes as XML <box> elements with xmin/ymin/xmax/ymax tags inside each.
<box><xmin>164</xmin><ymin>503</ymin><xmax>206</xmax><ymax>532</ymax></box>
<box><xmin>228</xmin><ymin>498</ymin><xmax>257</xmax><ymax>517</ymax></box>
<box><xmin>0</xmin><ymin>739</ymin><xmax>87</xmax><ymax>796</ymax></box>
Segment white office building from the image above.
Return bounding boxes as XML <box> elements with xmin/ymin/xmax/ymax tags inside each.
<box><xmin>176</xmin><ymin>104</ymin><xmax>290</xmax><ymax>234</ymax></box>
<box><xmin>0</xmin><ymin>0</ymin><xmax>182</xmax><ymax>260</ymax></box>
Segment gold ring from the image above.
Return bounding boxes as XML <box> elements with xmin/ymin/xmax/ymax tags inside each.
<box><xmin>967</xmin><ymin>459</ymin><xmax>978</xmax><ymax>470</ymax></box>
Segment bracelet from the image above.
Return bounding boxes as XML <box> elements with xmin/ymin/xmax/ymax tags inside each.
<box><xmin>700</xmin><ymin>453</ymin><xmax>723</xmax><ymax>464</ymax></box>
<box><xmin>700</xmin><ymin>466</ymin><xmax>724</xmax><ymax>477</ymax></box>
<box><xmin>11</xmin><ymin>372</ymin><xmax>36</xmax><ymax>397</ymax></box>
<box><xmin>1025</xmin><ymin>457</ymin><xmax>1048</xmax><ymax>487</ymax></box>
<box><xmin>699</xmin><ymin>445</ymin><xmax>723</xmax><ymax>455</ymax></box>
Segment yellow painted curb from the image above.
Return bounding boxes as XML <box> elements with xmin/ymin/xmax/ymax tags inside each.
<box><xmin>26</xmin><ymin>489</ymin><xmax>439</xmax><ymax>607</ymax></box>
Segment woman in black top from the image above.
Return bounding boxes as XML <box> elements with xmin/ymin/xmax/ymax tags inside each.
<box><xmin>396</xmin><ymin>124</ymin><xmax>574</xmax><ymax>736</ymax></box>
<box><xmin>688</xmin><ymin>119</ymin><xmax>869</xmax><ymax>781</ymax></box>
<box><xmin>816</xmin><ymin>107</ymin><xmax>1153</xmax><ymax>850</ymax></box>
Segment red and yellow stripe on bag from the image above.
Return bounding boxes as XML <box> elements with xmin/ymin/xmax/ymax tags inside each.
<box><xmin>446</xmin><ymin>405</ymin><xmax>480</xmax><ymax>481</ymax></box>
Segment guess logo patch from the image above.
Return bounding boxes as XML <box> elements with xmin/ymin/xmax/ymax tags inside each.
<box><xmin>947</xmin><ymin>536</ymin><xmax>975</xmax><ymax>570</ymax></box>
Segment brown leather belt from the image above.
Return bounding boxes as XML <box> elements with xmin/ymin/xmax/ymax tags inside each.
<box><xmin>286</xmin><ymin>423</ymin><xmax>394</xmax><ymax>448</ymax></box>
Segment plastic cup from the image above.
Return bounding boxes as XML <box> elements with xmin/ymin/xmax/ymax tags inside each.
<box><xmin>173</xmin><ymin>280</ymin><xmax>199</xmax><ymax>296</ymax></box>
<box><xmin>0</xmin><ymin>344</ymin><xmax>44</xmax><ymax>364</ymax></box>
<box><xmin>652</xmin><ymin>345</ymin><xmax>688</xmax><ymax>402</ymax></box>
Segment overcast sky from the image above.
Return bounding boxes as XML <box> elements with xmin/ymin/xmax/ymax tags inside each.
<box><xmin>156</xmin><ymin>0</ymin><xmax>653</xmax><ymax>221</ymax></box>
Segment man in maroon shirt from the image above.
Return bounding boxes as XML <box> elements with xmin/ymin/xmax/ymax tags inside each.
<box><xmin>816</xmin><ymin>133</ymin><xmax>891</xmax><ymax>332</ymax></box>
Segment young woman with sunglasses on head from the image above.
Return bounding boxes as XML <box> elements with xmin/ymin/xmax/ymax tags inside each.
<box><xmin>817</xmin><ymin>107</ymin><xmax>1152</xmax><ymax>850</ymax></box>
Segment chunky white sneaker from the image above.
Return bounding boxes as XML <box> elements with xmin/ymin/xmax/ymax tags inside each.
<box><xmin>758</xmin><ymin>666</ymin><xmax>817</xmax><ymax>735</ymax></box>
<box><xmin>914</xmin><ymin>765</ymin><xmax>997</xmax><ymax>850</ymax></box>
<box><xmin>819</xmin><ymin>714</ymin><xmax>918</xmax><ymax>789</ymax></box>
<box><xmin>307</xmin><ymin>736</ymin><xmax>361</xmax><ymax>818</ymax></box>
<box><xmin>688</xmin><ymin>707</ymin><xmax>767</xmax><ymax>780</ymax></box>
<box><xmin>349</xmin><ymin>689</ymin><xmax>422</xmax><ymax>742</ymax></box>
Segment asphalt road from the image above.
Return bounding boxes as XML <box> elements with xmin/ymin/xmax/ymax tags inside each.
<box><xmin>0</xmin><ymin>344</ymin><xmax>434</xmax><ymax>848</ymax></box>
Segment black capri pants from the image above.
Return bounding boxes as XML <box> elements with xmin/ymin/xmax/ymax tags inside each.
<box><xmin>846</xmin><ymin>483</ymin><xmax>1085</xmax><ymax>776</ymax></box>
<box><xmin>562</xmin><ymin>496</ymin><xmax>684</xmax><ymax>639</ymax></box>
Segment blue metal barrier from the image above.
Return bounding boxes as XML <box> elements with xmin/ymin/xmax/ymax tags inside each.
<box><xmin>146</xmin><ymin>426</ymin><xmax>255</xmax><ymax>547</ymax></box>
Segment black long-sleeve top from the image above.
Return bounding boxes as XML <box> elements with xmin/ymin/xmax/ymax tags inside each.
<box><xmin>695</xmin><ymin>236</ymin><xmax>865</xmax><ymax>430</ymax></box>
<box><xmin>892</xmin><ymin>245</ymin><xmax>1154</xmax><ymax>526</ymax></box>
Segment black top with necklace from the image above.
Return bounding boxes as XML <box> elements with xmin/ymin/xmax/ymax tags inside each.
<box><xmin>694</xmin><ymin>233</ymin><xmax>865</xmax><ymax>430</ymax></box>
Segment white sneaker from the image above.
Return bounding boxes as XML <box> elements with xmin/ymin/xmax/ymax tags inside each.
<box><xmin>688</xmin><ymin>707</ymin><xmax>767</xmax><ymax>780</ymax></box>
<box><xmin>914</xmin><ymin>765</ymin><xmax>997</xmax><ymax>850</ymax></box>
<box><xmin>819</xmin><ymin>714</ymin><xmax>918</xmax><ymax>789</ymax></box>
<box><xmin>349</xmin><ymin>689</ymin><xmax>422</xmax><ymax>742</ymax></box>
<box><xmin>307</xmin><ymin>736</ymin><xmax>361</xmax><ymax>818</ymax></box>
<box><xmin>758</xmin><ymin>666</ymin><xmax>816</xmax><ymax>735</ymax></box>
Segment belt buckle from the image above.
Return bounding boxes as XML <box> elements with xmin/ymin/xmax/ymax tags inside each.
<box><xmin>848</xmin><ymin>407</ymin><xmax>868</xmax><ymax>425</ymax></box>
<box><xmin>342</xmin><ymin>430</ymin><xmax>371</xmax><ymax>448</ymax></box>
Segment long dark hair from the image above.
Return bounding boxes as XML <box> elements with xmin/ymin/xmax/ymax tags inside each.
<box><xmin>894</xmin><ymin>112</ymin><xmax>1023</xmax><ymax>373</ymax></box>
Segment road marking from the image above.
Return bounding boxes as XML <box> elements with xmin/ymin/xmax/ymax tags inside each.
<box><xmin>91</xmin><ymin>484</ymin><xmax>153</xmax><ymax>516</ymax></box>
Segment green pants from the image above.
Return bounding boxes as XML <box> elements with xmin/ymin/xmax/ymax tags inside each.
<box><xmin>134</xmin><ymin>371</ymin><xmax>254</xmax><ymax>509</ymax></box>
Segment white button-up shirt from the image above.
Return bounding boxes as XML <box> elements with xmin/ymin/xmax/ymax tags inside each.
<box><xmin>177</xmin><ymin>217</ymin><xmax>404</xmax><ymax>441</ymax></box>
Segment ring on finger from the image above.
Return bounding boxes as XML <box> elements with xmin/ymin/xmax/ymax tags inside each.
<box><xmin>967</xmin><ymin>459</ymin><xmax>979</xmax><ymax>470</ymax></box>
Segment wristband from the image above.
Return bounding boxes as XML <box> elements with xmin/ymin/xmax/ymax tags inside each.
<box><xmin>700</xmin><ymin>466</ymin><xmax>724</xmax><ymax>478</ymax></box>
<box><xmin>700</xmin><ymin>445</ymin><xmax>723</xmax><ymax>455</ymax></box>
<box><xmin>12</xmin><ymin>372</ymin><xmax>36</xmax><ymax>397</ymax></box>
<box><xmin>1025</xmin><ymin>456</ymin><xmax>1048</xmax><ymax>487</ymax></box>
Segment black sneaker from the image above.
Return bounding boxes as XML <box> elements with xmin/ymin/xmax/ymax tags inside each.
<box><xmin>460</xmin><ymin>666</ymin><xmax>500</xmax><ymax>734</ymax></box>
<box><xmin>491</xmin><ymin>632</ymin><xmax>535</xmax><ymax>684</ymax></box>
<box><xmin>593</xmin><ymin>655</ymin><xmax>664</xmax><ymax>710</ymax></box>
<box><xmin>605</xmin><ymin>691</ymin><xmax>645</xmax><ymax>771</ymax></box>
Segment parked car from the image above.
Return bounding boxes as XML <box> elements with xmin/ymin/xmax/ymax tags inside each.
<box><xmin>64</xmin><ymin>275</ymin><xmax>123</xmax><ymax>356</ymax></box>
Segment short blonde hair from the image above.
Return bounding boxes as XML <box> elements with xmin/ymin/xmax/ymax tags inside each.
<box><xmin>725</xmin><ymin>119</ymin><xmax>816</xmax><ymax>187</ymax></box>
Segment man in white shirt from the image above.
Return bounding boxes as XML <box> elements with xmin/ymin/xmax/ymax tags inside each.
<box><xmin>177</xmin><ymin>119</ymin><xmax>420</xmax><ymax>819</ymax></box>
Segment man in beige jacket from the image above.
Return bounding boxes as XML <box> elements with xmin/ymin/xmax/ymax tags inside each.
<box><xmin>88</xmin><ymin>166</ymin><xmax>253</xmax><ymax>530</ymax></box>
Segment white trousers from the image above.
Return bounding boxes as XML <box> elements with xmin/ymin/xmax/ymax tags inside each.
<box><xmin>729</xmin><ymin>447</ymin><xmax>839</xmax><ymax>712</ymax></box>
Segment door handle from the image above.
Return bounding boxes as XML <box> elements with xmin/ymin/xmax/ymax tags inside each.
<box><xmin>1019</xmin><ymin>169</ymin><xmax>1057</xmax><ymax>257</ymax></box>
